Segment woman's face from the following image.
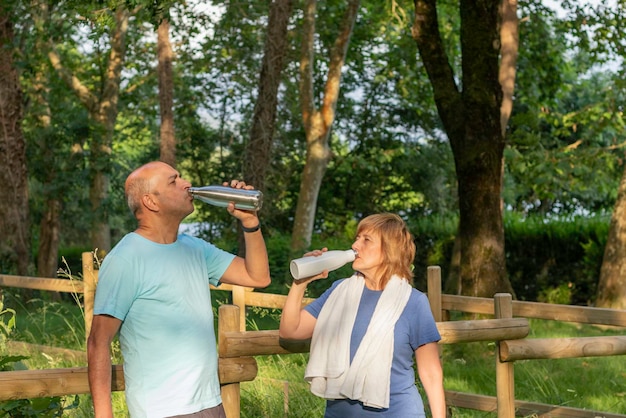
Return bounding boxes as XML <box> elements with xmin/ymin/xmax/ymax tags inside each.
<box><xmin>352</xmin><ymin>228</ymin><xmax>384</xmax><ymax>276</ymax></box>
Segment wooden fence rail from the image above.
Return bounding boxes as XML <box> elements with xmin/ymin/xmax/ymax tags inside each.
<box><xmin>442</xmin><ymin>294</ymin><xmax>626</xmax><ymax>327</ymax></box>
<box><xmin>1</xmin><ymin>255</ymin><xmax>626</xmax><ymax>418</ymax></box>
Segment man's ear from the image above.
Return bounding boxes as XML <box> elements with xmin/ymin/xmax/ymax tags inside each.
<box><xmin>141</xmin><ymin>193</ymin><xmax>159</xmax><ymax>212</ymax></box>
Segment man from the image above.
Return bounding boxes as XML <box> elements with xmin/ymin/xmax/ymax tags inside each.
<box><xmin>87</xmin><ymin>161</ymin><xmax>271</xmax><ymax>418</ymax></box>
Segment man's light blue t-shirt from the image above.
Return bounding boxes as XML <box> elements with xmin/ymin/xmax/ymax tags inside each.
<box><xmin>93</xmin><ymin>232</ymin><xmax>235</xmax><ymax>417</ymax></box>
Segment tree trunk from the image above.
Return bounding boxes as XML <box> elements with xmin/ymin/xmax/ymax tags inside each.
<box><xmin>48</xmin><ymin>8</ymin><xmax>129</xmax><ymax>252</ymax></box>
<box><xmin>445</xmin><ymin>233</ymin><xmax>462</xmax><ymax>294</ymax></box>
<box><xmin>29</xmin><ymin>0</ymin><xmax>62</xmax><ymax>279</ymax></box>
<box><xmin>0</xmin><ymin>5</ymin><xmax>30</xmax><ymax>276</ymax></box>
<box><xmin>290</xmin><ymin>0</ymin><xmax>360</xmax><ymax>254</ymax></box>
<box><xmin>37</xmin><ymin>199</ymin><xmax>61</xmax><ymax>278</ymax></box>
<box><xmin>413</xmin><ymin>0</ymin><xmax>514</xmax><ymax>297</ymax></box>
<box><xmin>158</xmin><ymin>16</ymin><xmax>176</xmax><ymax>168</ymax></box>
<box><xmin>244</xmin><ymin>0</ymin><xmax>293</xmax><ymax>193</ymax></box>
<box><xmin>596</xmin><ymin>163</ymin><xmax>626</xmax><ymax>309</ymax></box>
<box><xmin>240</xmin><ymin>0</ymin><xmax>294</xmax><ymax>256</ymax></box>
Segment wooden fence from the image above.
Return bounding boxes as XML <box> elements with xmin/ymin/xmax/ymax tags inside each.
<box><xmin>1</xmin><ymin>254</ymin><xmax>625</xmax><ymax>417</ymax></box>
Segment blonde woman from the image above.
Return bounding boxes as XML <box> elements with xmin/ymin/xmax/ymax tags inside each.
<box><xmin>280</xmin><ymin>213</ymin><xmax>445</xmax><ymax>417</ymax></box>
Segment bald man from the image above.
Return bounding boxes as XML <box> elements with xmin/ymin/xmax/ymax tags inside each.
<box><xmin>87</xmin><ymin>162</ymin><xmax>271</xmax><ymax>418</ymax></box>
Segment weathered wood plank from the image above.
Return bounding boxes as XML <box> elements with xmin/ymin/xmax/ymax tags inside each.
<box><xmin>0</xmin><ymin>275</ymin><xmax>84</xmax><ymax>293</ymax></box>
<box><xmin>500</xmin><ymin>336</ymin><xmax>626</xmax><ymax>361</ymax></box>
<box><xmin>244</xmin><ymin>292</ymin><xmax>314</xmax><ymax>309</ymax></box>
<box><xmin>6</xmin><ymin>341</ymin><xmax>86</xmax><ymax>363</ymax></box>
<box><xmin>221</xmin><ymin>319</ymin><xmax>530</xmax><ymax>357</ymax></box>
<box><xmin>0</xmin><ymin>356</ymin><xmax>258</xmax><ymax>402</ymax></box>
<box><xmin>218</xmin><ymin>357</ymin><xmax>257</xmax><ymax>384</ymax></box>
<box><xmin>445</xmin><ymin>391</ymin><xmax>626</xmax><ymax>417</ymax></box>
<box><xmin>0</xmin><ymin>366</ymin><xmax>124</xmax><ymax>401</ymax></box>
<box><xmin>441</xmin><ymin>295</ymin><xmax>626</xmax><ymax>327</ymax></box>
<box><xmin>437</xmin><ymin>318</ymin><xmax>529</xmax><ymax>343</ymax></box>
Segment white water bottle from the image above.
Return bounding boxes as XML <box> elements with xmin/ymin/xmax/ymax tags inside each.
<box><xmin>290</xmin><ymin>249</ymin><xmax>357</xmax><ymax>280</ymax></box>
<box><xmin>188</xmin><ymin>185</ymin><xmax>263</xmax><ymax>211</ymax></box>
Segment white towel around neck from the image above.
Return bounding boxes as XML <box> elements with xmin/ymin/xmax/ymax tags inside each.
<box><xmin>304</xmin><ymin>274</ymin><xmax>412</xmax><ymax>409</ymax></box>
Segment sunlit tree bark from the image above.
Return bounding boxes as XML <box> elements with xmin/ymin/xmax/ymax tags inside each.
<box><xmin>244</xmin><ymin>0</ymin><xmax>293</xmax><ymax>193</ymax></box>
<box><xmin>499</xmin><ymin>0</ymin><xmax>518</xmax><ymax>136</ymax></box>
<box><xmin>596</xmin><ymin>162</ymin><xmax>626</xmax><ymax>309</ymax></box>
<box><xmin>158</xmin><ymin>16</ymin><xmax>176</xmax><ymax>167</ymax></box>
<box><xmin>290</xmin><ymin>0</ymin><xmax>360</xmax><ymax>254</ymax></box>
<box><xmin>240</xmin><ymin>0</ymin><xmax>294</xmax><ymax>256</ymax></box>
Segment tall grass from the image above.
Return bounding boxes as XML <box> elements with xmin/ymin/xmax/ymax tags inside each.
<box><xmin>241</xmin><ymin>355</ymin><xmax>325</xmax><ymax>417</ymax></box>
<box><xmin>2</xmin><ymin>295</ymin><xmax>625</xmax><ymax>417</ymax></box>
<box><xmin>440</xmin><ymin>317</ymin><xmax>626</xmax><ymax>416</ymax></box>
<box><xmin>2</xmin><ymin>291</ymin><xmax>128</xmax><ymax>417</ymax></box>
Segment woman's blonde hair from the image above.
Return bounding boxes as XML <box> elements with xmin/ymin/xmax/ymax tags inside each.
<box><xmin>356</xmin><ymin>213</ymin><xmax>416</xmax><ymax>288</ymax></box>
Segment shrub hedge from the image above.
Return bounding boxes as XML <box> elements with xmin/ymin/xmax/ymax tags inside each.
<box><xmin>55</xmin><ymin>213</ymin><xmax>610</xmax><ymax>305</ymax></box>
<box><xmin>410</xmin><ymin>213</ymin><xmax>610</xmax><ymax>305</ymax></box>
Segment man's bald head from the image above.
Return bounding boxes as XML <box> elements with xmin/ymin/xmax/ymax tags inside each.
<box><xmin>125</xmin><ymin>162</ymin><xmax>170</xmax><ymax>215</ymax></box>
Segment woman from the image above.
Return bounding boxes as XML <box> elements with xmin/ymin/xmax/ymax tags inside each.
<box><xmin>280</xmin><ymin>213</ymin><xmax>446</xmax><ymax>417</ymax></box>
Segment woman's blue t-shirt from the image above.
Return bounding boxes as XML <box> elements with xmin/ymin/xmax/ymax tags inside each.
<box><xmin>304</xmin><ymin>278</ymin><xmax>441</xmax><ymax>417</ymax></box>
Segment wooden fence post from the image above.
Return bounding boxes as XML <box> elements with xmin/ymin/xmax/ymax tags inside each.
<box><xmin>427</xmin><ymin>266</ymin><xmax>442</xmax><ymax>322</ymax></box>
<box><xmin>82</xmin><ymin>252</ymin><xmax>97</xmax><ymax>342</ymax></box>
<box><xmin>494</xmin><ymin>293</ymin><xmax>515</xmax><ymax>418</ymax></box>
<box><xmin>232</xmin><ymin>285</ymin><xmax>247</xmax><ymax>332</ymax></box>
<box><xmin>427</xmin><ymin>266</ymin><xmax>444</xmax><ymax>362</ymax></box>
<box><xmin>219</xmin><ymin>304</ymin><xmax>242</xmax><ymax>418</ymax></box>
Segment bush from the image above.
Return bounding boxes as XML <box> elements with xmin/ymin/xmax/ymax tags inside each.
<box><xmin>407</xmin><ymin>213</ymin><xmax>609</xmax><ymax>303</ymax></box>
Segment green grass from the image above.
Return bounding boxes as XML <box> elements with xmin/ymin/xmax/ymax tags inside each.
<box><xmin>7</xmin><ymin>294</ymin><xmax>86</xmax><ymax>352</ymax></box>
<box><xmin>2</xmin><ymin>294</ymin><xmax>625</xmax><ymax>417</ymax></box>
<box><xmin>240</xmin><ymin>355</ymin><xmax>326</xmax><ymax>418</ymax></box>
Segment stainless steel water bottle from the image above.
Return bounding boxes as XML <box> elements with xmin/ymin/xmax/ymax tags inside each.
<box><xmin>188</xmin><ymin>186</ymin><xmax>263</xmax><ymax>211</ymax></box>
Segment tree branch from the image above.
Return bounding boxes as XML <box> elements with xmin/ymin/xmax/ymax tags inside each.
<box><xmin>412</xmin><ymin>0</ymin><xmax>462</xmax><ymax>133</ymax></box>
<box><xmin>47</xmin><ymin>47</ymin><xmax>98</xmax><ymax>113</ymax></box>
<box><xmin>321</xmin><ymin>0</ymin><xmax>360</xmax><ymax>129</ymax></box>
<box><xmin>499</xmin><ymin>0</ymin><xmax>519</xmax><ymax>136</ymax></box>
<box><xmin>299</xmin><ymin>0</ymin><xmax>316</xmax><ymax>133</ymax></box>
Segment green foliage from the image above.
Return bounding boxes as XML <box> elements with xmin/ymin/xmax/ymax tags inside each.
<box><xmin>504</xmin><ymin>214</ymin><xmax>609</xmax><ymax>304</ymax></box>
<box><xmin>0</xmin><ymin>296</ymin><xmax>83</xmax><ymax>417</ymax></box>
<box><xmin>259</xmin><ymin>233</ymin><xmax>294</xmax><ymax>293</ymax></box>
<box><xmin>0</xmin><ymin>297</ymin><xmax>16</xmax><ymax>344</ymax></box>
<box><xmin>0</xmin><ymin>396</ymin><xmax>80</xmax><ymax>418</ymax></box>
<box><xmin>442</xmin><ymin>317</ymin><xmax>626</xmax><ymax>416</ymax></box>
<box><xmin>5</xmin><ymin>293</ymin><xmax>86</xmax><ymax>352</ymax></box>
<box><xmin>409</xmin><ymin>213</ymin><xmax>459</xmax><ymax>291</ymax></box>
<box><xmin>506</xmin><ymin>2</ymin><xmax>626</xmax><ymax>217</ymax></box>
<box><xmin>0</xmin><ymin>296</ymin><xmax>29</xmax><ymax>372</ymax></box>
<box><xmin>14</xmin><ymin>0</ymin><xmax>626</xmax><ymax>266</ymax></box>
<box><xmin>537</xmin><ymin>282</ymin><xmax>574</xmax><ymax>305</ymax></box>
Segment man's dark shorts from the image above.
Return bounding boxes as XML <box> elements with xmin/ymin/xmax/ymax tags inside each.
<box><xmin>169</xmin><ymin>404</ymin><xmax>226</xmax><ymax>418</ymax></box>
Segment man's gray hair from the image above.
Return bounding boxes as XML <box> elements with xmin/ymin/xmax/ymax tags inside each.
<box><xmin>126</xmin><ymin>176</ymin><xmax>152</xmax><ymax>215</ymax></box>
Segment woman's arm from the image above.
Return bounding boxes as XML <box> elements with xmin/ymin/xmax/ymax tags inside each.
<box><xmin>416</xmin><ymin>342</ymin><xmax>446</xmax><ymax>418</ymax></box>
<box><xmin>279</xmin><ymin>279</ymin><xmax>317</xmax><ymax>340</ymax></box>
<box><xmin>279</xmin><ymin>249</ymin><xmax>330</xmax><ymax>340</ymax></box>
